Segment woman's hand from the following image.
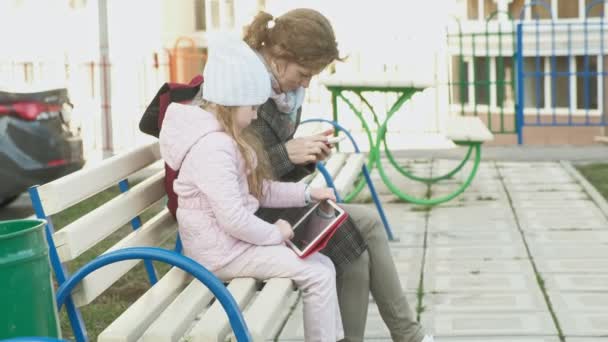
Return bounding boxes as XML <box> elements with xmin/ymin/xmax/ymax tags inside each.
<box><xmin>275</xmin><ymin>219</ymin><xmax>294</xmax><ymax>241</ymax></box>
<box><xmin>285</xmin><ymin>130</ymin><xmax>333</xmax><ymax>165</ymax></box>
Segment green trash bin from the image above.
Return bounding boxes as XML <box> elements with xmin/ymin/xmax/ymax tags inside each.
<box><xmin>0</xmin><ymin>219</ymin><xmax>61</xmax><ymax>339</ymax></box>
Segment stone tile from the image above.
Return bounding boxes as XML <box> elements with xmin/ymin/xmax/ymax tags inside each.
<box><xmin>516</xmin><ymin>206</ymin><xmax>606</xmax><ymax>219</ymax></box>
<box><xmin>430</xmin><ymin>206</ymin><xmax>513</xmax><ymax>218</ymax></box>
<box><xmin>435</xmin><ymin>338</ymin><xmax>561</xmax><ymax>342</ymax></box>
<box><xmin>548</xmin><ymin>291</ymin><xmax>608</xmax><ymax>312</ymax></box>
<box><xmin>542</xmin><ymin>274</ymin><xmax>608</xmax><ymax>291</ymax></box>
<box><xmin>519</xmin><ymin>218</ymin><xmax>608</xmax><ymax>230</ymax></box>
<box><xmin>387</xmin><ymin>232</ymin><xmax>425</xmax><ymax>247</ymax></box>
<box><xmin>534</xmin><ymin>259</ymin><xmax>608</xmax><ymax>274</ymax></box>
<box><xmin>502</xmin><ymin>176</ymin><xmax>576</xmax><ymax>185</ymax></box>
<box><xmin>424</xmin><ymin>273</ymin><xmax>541</xmax><ymax>293</ymax></box>
<box><xmin>567</xmin><ymin>338</ymin><xmax>608</xmax><ymax>342</ymax></box>
<box><xmin>390</xmin><ymin>247</ymin><xmax>424</xmax><ymax>263</ymax></box>
<box><xmin>509</xmin><ymin>192</ymin><xmax>590</xmax><ymax>201</ymax></box>
<box><xmin>426</xmin><ymin>231</ymin><xmax>522</xmax><ymax>246</ymax></box>
<box><xmin>528</xmin><ymin>245</ymin><xmax>608</xmax><ymax>259</ymax></box>
<box><xmin>399</xmin><ymin>273</ymin><xmax>422</xmax><ymax>292</ymax></box>
<box><xmin>426</xmin><ymin>245</ymin><xmax>528</xmax><ymax>261</ymax></box>
<box><xmin>559</xmin><ymin>313</ymin><xmax>608</xmax><ymax>336</ymax></box>
<box><xmin>427</xmin><ymin>221</ymin><xmax>517</xmax><ymax>233</ymax></box>
<box><xmin>394</xmin><ymin>259</ymin><xmax>423</xmax><ymax>277</ymax></box>
<box><xmin>424</xmin><ymin>292</ymin><xmax>547</xmax><ymax>313</ymax></box>
<box><xmin>279</xmin><ymin>294</ymin><xmax>417</xmax><ymax>340</ymax></box>
<box><xmin>420</xmin><ymin>311</ymin><xmax>557</xmax><ymax>336</ymax></box>
<box><xmin>525</xmin><ymin>231</ymin><xmax>608</xmax><ymax>244</ymax></box>
<box><xmin>507</xmin><ymin>183</ymin><xmax>583</xmax><ymax>192</ymax></box>
<box><xmin>425</xmin><ymin>259</ymin><xmax>535</xmax><ymax>275</ymax></box>
<box><xmin>511</xmin><ymin>199</ymin><xmax>599</xmax><ymax>210</ymax></box>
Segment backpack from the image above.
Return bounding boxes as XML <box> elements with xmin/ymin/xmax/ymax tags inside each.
<box><xmin>140</xmin><ymin>75</ymin><xmax>203</xmax><ymax>218</ymax></box>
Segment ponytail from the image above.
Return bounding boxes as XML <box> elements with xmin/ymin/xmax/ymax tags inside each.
<box><xmin>243</xmin><ymin>11</ymin><xmax>274</xmax><ymax>50</ymax></box>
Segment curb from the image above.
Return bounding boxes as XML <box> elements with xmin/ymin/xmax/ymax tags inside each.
<box><xmin>560</xmin><ymin>160</ymin><xmax>608</xmax><ymax>219</ymax></box>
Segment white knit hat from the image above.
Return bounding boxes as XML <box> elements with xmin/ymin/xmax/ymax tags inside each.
<box><xmin>202</xmin><ymin>33</ymin><xmax>271</xmax><ymax>106</ymax></box>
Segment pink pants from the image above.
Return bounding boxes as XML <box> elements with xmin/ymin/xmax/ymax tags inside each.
<box><xmin>215</xmin><ymin>244</ymin><xmax>344</xmax><ymax>342</ymax></box>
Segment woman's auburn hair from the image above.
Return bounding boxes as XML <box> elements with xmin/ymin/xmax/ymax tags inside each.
<box><xmin>201</xmin><ymin>101</ymin><xmax>272</xmax><ymax>200</ymax></box>
<box><xmin>243</xmin><ymin>9</ymin><xmax>343</xmax><ymax>71</ymax></box>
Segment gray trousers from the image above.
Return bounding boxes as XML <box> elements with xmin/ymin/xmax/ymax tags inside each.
<box><xmin>336</xmin><ymin>204</ymin><xmax>425</xmax><ymax>342</ymax></box>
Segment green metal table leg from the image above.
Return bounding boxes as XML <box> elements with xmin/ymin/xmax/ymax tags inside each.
<box><xmin>335</xmin><ymin>92</ymin><xmax>378</xmax><ymax>202</ymax></box>
<box><xmin>377</xmin><ymin>142</ymin><xmax>482</xmax><ymax>205</ymax></box>
<box><xmin>383</xmin><ymin>140</ymin><xmax>475</xmax><ymax>184</ymax></box>
<box><xmin>339</xmin><ymin>90</ymin><xmax>417</xmax><ymax>202</ymax></box>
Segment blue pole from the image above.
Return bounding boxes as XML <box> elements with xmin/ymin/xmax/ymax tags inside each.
<box><xmin>28</xmin><ymin>187</ymin><xmax>88</xmax><ymax>342</ymax></box>
<box><xmin>516</xmin><ymin>23</ymin><xmax>525</xmax><ymax>145</ymax></box>
<box><xmin>361</xmin><ymin>165</ymin><xmax>394</xmax><ymax>241</ymax></box>
<box><xmin>118</xmin><ymin>179</ymin><xmax>158</xmax><ymax>285</ymax></box>
<box><xmin>316</xmin><ymin>163</ymin><xmax>343</xmax><ymax>203</ymax></box>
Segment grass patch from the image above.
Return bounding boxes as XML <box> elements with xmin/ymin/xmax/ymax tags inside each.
<box><xmin>49</xmin><ymin>183</ymin><xmax>169</xmax><ymax>340</ymax></box>
<box><xmin>576</xmin><ymin>163</ymin><xmax>608</xmax><ymax>201</ymax></box>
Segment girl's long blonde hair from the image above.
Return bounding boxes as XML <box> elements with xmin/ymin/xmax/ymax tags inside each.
<box><xmin>201</xmin><ymin>101</ymin><xmax>271</xmax><ymax>199</ymax></box>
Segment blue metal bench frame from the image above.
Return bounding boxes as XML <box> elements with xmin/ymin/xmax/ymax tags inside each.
<box><xmin>28</xmin><ymin>182</ymin><xmax>252</xmax><ymax>342</ymax></box>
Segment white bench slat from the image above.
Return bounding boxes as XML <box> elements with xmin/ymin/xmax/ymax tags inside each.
<box><xmin>54</xmin><ymin>171</ymin><xmax>166</xmax><ymax>262</ymax></box>
<box><xmin>98</xmin><ymin>267</ymin><xmax>191</xmax><ymax>342</ymax></box>
<box><xmin>308</xmin><ymin>153</ymin><xmax>348</xmax><ymax>189</ymax></box>
<box><xmin>446</xmin><ymin>116</ymin><xmax>494</xmax><ymax>142</ymax></box>
<box><xmin>595</xmin><ymin>136</ymin><xmax>608</xmax><ymax>144</ymax></box>
<box><xmin>71</xmin><ymin>209</ymin><xmax>177</xmax><ymax>307</ymax></box>
<box><xmin>37</xmin><ymin>142</ymin><xmax>160</xmax><ymax>215</ymax></box>
<box><xmin>333</xmin><ymin>153</ymin><xmax>365</xmax><ymax>195</ymax></box>
<box><xmin>142</xmin><ymin>278</ymin><xmax>215</xmax><ymax>342</ymax></box>
<box><xmin>188</xmin><ymin>278</ymin><xmax>257</xmax><ymax>342</ymax></box>
<box><xmin>228</xmin><ymin>278</ymin><xmax>296</xmax><ymax>342</ymax></box>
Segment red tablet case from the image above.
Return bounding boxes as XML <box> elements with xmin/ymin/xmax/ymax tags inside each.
<box><xmin>297</xmin><ymin>210</ymin><xmax>349</xmax><ymax>258</ymax></box>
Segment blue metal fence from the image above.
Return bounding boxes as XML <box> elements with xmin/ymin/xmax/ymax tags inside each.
<box><xmin>516</xmin><ymin>0</ymin><xmax>608</xmax><ymax>144</ymax></box>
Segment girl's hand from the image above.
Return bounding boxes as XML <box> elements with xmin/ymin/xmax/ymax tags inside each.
<box><xmin>310</xmin><ymin>187</ymin><xmax>337</xmax><ymax>216</ymax></box>
<box><xmin>275</xmin><ymin>219</ymin><xmax>294</xmax><ymax>241</ymax></box>
<box><xmin>310</xmin><ymin>187</ymin><xmax>337</xmax><ymax>203</ymax></box>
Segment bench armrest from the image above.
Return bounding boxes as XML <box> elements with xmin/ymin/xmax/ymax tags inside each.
<box><xmin>55</xmin><ymin>247</ymin><xmax>252</xmax><ymax>342</ymax></box>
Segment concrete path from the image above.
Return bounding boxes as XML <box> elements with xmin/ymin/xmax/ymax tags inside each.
<box><xmin>280</xmin><ymin>156</ymin><xmax>608</xmax><ymax>341</ymax></box>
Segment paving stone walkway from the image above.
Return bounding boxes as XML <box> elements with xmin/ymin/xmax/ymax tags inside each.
<box><xmin>280</xmin><ymin>157</ymin><xmax>608</xmax><ymax>341</ymax></box>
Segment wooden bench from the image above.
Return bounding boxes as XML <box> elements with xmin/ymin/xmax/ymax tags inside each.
<box><xmin>28</xmin><ymin>142</ymin><xmax>311</xmax><ymax>342</ymax></box>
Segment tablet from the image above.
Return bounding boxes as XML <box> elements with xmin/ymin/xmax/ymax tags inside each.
<box><xmin>285</xmin><ymin>200</ymin><xmax>347</xmax><ymax>257</ymax></box>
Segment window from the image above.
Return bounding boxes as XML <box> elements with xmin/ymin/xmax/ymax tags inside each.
<box><xmin>586</xmin><ymin>0</ymin><xmax>605</xmax><ymax>17</ymax></box>
<box><xmin>576</xmin><ymin>55</ymin><xmax>598</xmax><ymax>110</ymax></box>
<box><xmin>467</xmin><ymin>0</ymin><xmax>499</xmax><ymax>20</ymax></box>
<box><xmin>195</xmin><ymin>0</ymin><xmax>206</xmax><ymax>31</ymax></box>
<box><xmin>558</xmin><ymin>0</ymin><xmax>579</xmax><ymax>18</ymax></box>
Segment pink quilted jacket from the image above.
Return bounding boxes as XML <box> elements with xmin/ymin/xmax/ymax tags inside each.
<box><xmin>159</xmin><ymin>103</ymin><xmax>306</xmax><ymax>271</ymax></box>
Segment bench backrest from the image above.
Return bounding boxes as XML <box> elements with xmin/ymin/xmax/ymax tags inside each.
<box><xmin>30</xmin><ymin>142</ymin><xmax>177</xmax><ymax>307</ymax></box>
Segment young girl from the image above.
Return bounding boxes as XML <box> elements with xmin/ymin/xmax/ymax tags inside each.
<box><xmin>159</xmin><ymin>35</ymin><xmax>343</xmax><ymax>341</ymax></box>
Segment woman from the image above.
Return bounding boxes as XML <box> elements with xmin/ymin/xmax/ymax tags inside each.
<box><xmin>243</xmin><ymin>9</ymin><xmax>432</xmax><ymax>342</ymax></box>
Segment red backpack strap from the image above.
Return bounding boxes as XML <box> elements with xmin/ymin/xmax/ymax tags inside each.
<box><xmin>158</xmin><ymin>74</ymin><xmax>204</xmax><ymax>129</ymax></box>
<box><xmin>153</xmin><ymin>75</ymin><xmax>204</xmax><ymax>218</ymax></box>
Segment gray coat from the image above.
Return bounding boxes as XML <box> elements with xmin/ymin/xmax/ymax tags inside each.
<box><xmin>251</xmin><ymin>99</ymin><xmax>367</xmax><ymax>269</ymax></box>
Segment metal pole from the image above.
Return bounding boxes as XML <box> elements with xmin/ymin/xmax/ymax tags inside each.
<box><xmin>98</xmin><ymin>0</ymin><xmax>114</xmax><ymax>156</ymax></box>
<box><xmin>516</xmin><ymin>23</ymin><xmax>525</xmax><ymax>145</ymax></box>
